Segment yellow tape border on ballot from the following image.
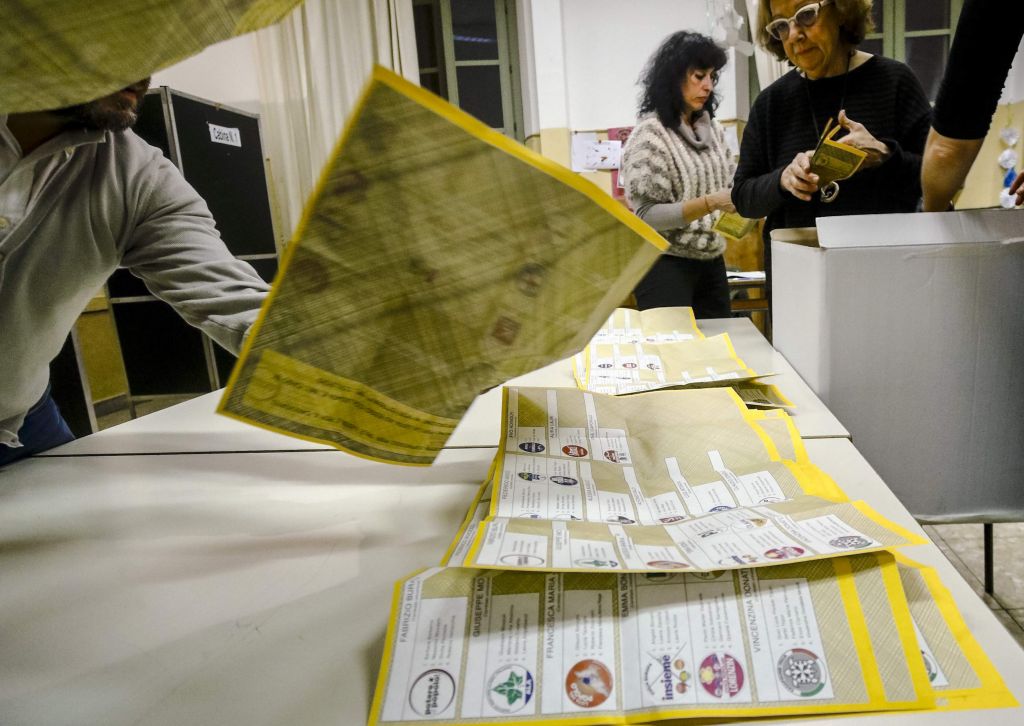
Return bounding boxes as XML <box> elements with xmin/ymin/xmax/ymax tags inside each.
<box><xmin>893</xmin><ymin>552</ymin><xmax>1019</xmax><ymax>711</ymax></box>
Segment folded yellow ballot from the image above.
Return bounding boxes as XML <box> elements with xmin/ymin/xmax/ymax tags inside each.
<box><xmin>219</xmin><ymin>68</ymin><xmax>666</xmax><ymax>464</ymax></box>
<box><xmin>493</xmin><ymin>386</ymin><xmax>837</xmax><ymax>521</ymax></box>
<box><xmin>574</xmin><ymin>334</ymin><xmax>766</xmax><ymax>395</ymax></box>
<box><xmin>1</xmin><ymin>0</ymin><xmax>300</xmax><ymax>112</ymax></box>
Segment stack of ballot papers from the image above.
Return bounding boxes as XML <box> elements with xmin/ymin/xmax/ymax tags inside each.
<box><xmin>367</xmin><ymin>385</ymin><xmax>1015</xmax><ymax>724</ymax></box>
<box><xmin>445</xmin><ymin>386</ymin><xmax>917</xmax><ymax>573</ymax></box>
<box><xmin>573</xmin><ymin>307</ymin><xmax>791</xmax><ymax>405</ymax></box>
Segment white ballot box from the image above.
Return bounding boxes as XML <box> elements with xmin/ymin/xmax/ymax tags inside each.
<box><xmin>771</xmin><ymin>209</ymin><xmax>1024</xmax><ymax>523</ymax></box>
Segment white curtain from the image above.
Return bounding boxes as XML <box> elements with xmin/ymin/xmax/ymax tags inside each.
<box><xmin>743</xmin><ymin>0</ymin><xmax>788</xmax><ymax>90</ymax></box>
<box><xmin>253</xmin><ymin>0</ymin><xmax>418</xmax><ymax>241</ymax></box>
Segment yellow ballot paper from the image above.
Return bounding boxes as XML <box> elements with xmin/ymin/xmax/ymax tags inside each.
<box><xmin>454</xmin><ymin>386</ymin><xmax>923</xmax><ymax>573</ymax></box>
<box><xmin>368</xmin><ymin>553</ymin><xmax>933</xmax><ymax>724</ymax></box>
<box><xmin>734</xmin><ymin>381</ymin><xmax>794</xmax><ymax>409</ymax></box>
<box><xmin>585</xmin><ymin>306</ymin><xmax>704</xmax><ymax>344</ymax></box>
<box><xmin>493</xmin><ymin>386</ymin><xmax>839</xmax><ymax>518</ymax></box>
<box><xmin>810</xmin><ymin>119</ymin><xmax>868</xmax><ymax>193</ymax></box>
<box><xmin>574</xmin><ymin>334</ymin><xmax>767</xmax><ymax>394</ymax></box>
<box><xmin>712</xmin><ymin>212</ymin><xmax>758</xmax><ymax>241</ymax></box>
<box><xmin>443</xmin><ymin>396</ymin><xmax>810</xmax><ymax>569</ymax></box>
<box><xmin>571</xmin><ymin>306</ymin><xmax>705</xmax><ymax>387</ymax></box>
<box><xmin>893</xmin><ymin>554</ymin><xmax>1017</xmax><ymax>711</ymax></box>
<box><xmin>749</xmin><ymin>408</ymin><xmax>806</xmax><ymax>462</ymax></box>
<box><xmin>218</xmin><ymin>68</ymin><xmax>666</xmax><ymax>464</ymax></box>
<box><xmin>465</xmin><ymin>495</ymin><xmax>921</xmax><ymax>574</ymax></box>
<box><xmin>1</xmin><ymin>0</ymin><xmax>301</xmax><ymax>113</ymax></box>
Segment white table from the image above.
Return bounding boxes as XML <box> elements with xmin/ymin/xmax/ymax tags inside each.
<box><xmin>0</xmin><ymin>448</ymin><xmax>487</xmax><ymax>726</ymax></box>
<box><xmin>1</xmin><ymin>440</ymin><xmax>1021</xmax><ymax>725</ymax></box>
<box><xmin>45</xmin><ymin>318</ymin><xmax>846</xmax><ymax>457</ymax></box>
<box><xmin>702</xmin><ymin>318</ymin><xmax>848</xmax><ymax>439</ymax></box>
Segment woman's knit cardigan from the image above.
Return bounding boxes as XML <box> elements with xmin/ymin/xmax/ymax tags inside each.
<box><xmin>621</xmin><ymin>111</ymin><xmax>735</xmax><ymax>260</ymax></box>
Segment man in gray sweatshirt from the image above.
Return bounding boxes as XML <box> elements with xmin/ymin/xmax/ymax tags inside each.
<box><xmin>0</xmin><ymin>78</ymin><xmax>270</xmax><ymax>465</ymax></box>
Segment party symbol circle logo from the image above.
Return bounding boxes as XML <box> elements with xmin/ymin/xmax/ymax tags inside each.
<box><xmin>574</xmin><ymin>558</ymin><xmax>619</xmax><ymax>568</ymax></box>
<box><xmin>519</xmin><ymin>442</ymin><xmax>545</xmax><ymax>453</ymax></box>
<box><xmin>487</xmin><ymin>665</ymin><xmax>534</xmax><ymax>713</ymax></box>
<box><xmin>698</xmin><ymin>653</ymin><xmax>744</xmax><ymax>698</ymax></box>
<box><xmin>829</xmin><ymin>535</ymin><xmax>871</xmax><ymax>550</ymax></box>
<box><xmin>777</xmin><ymin>648</ymin><xmax>826</xmax><ymax>696</ymax></box>
<box><xmin>920</xmin><ymin>650</ymin><xmax>939</xmax><ymax>683</ymax></box>
<box><xmin>562</xmin><ymin>444</ymin><xmax>588</xmax><ymax>457</ymax></box>
<box><xmin>550</xmin><ymin>475</ymin><xmax>578</xmax><ymax>486</ymax></box>
<box><xmin>646</xmin><ymin>560</ymin><xmax>689</xmax><ymax>569</ymax></box>
<box><xmin>408</xmin><ymin>669</ymin><xmax>456</xmax><ymax>716</ymax></box>
<box><xmin>643</xmin><ymin>654</ymin><xmax>690</xmax><ymax>701</ymax></box>
<box><xmin>518</xmin><ymin>471</ymin><xmax>544</xmax><ymax>481</ymax></box>
<box><xmin>565</xmin><ymin>659</ymin><xmax>613</xmax><ymax>708</ymax></box>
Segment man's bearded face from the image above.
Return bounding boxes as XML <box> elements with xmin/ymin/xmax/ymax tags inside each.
<box><xmin>52</xmin><ymin>78</ymin><xmax>151</xmax><ymax>132</ymax></box>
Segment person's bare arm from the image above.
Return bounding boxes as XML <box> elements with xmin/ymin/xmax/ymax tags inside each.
<box><xmin>920</xmin><ymin>128</ymin><xmax>984</xmax><ymax>212</ymax></box>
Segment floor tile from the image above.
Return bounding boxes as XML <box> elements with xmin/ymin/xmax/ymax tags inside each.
<box><xmin>1009</xmin><ymin>609</ymin><xmax>1024</xmax><ymax>629</ymax></box>
<box><xmin>929</xmin><ymin>536</ymin><xmax>1001</xmax><ymax>609</ymax></box>
<box><xmin>931</xmin><ymin>523</ymin><xmax>982</xmax><ymax>543</ymax></box>
<box><xmin>992</xmin><ymin>609</ymin><xmax>1024</xmax><ymax>650</ymax></box>
<box><xmin>948</xmin><ymin>537</ymin><xmax>1024</xmax><ymax>610</ymax></box>
<box><xmin>932</xmin><ymin>522</ymin><xmax>1024</xmax><ymax>542</ymax></box>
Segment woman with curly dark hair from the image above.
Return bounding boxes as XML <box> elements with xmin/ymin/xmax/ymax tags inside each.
<box><xmin>733</xmin><ymin>0</ymin><xmax>931</xmax><ymax>277</ymax></box>
<box><xmin>620</xmin><ymin>31</ymin><xmax>736</xmax><ymax>317</ymax></box>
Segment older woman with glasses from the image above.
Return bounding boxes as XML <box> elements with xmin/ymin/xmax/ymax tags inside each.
<box><xmin>732</xmin><ymin>0</ymin><xmax>931</xmax><ymax>275</ymax></box>
<box><xmin>621</xmin><ymin>31</ymin><xmax>737</xmax><ymax>317</ymax></box>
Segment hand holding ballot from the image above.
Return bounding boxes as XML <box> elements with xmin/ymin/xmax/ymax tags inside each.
<box><xmin>835</xmin><ymin>109</ymin><xmax>891</xmax><ymax>168</ymax></box>
<box><xmin>780</xmin><ymin>150</ymin><xmax>820</xmax><ymax>202</ymax></box>
<box><xmin>809</xmin><ymin>117</ymin><xmax>868</xmax><ymax>203</ymax></box>
<box><xmin>780</xmin><ymin>116</ymin><xmax>869</xmax><ymax>204</ymax></box>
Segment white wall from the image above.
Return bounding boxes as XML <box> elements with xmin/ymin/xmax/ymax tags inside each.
<box><xmin>523</xmin><ymin>0</ymin><xmax>570</xmax><ymax>131</ymax></box>
<box><xmin>520</xmin><ymin>0</ymin><xmax>747</xmax><ymax>135</ymax></box>
<box><xmin>998</xmin><ymin>35</ymin><xmax>1024</xmax><ymax>105</ymax></box>
<box><xmin>151</xmin><ymin>34</ymin><xmax>262</xmax><ymax>116</ymax></box>
<box><xmin>561</xmin><ymin>0</ymin><xmax>710</xmax><ymax>129</ymax></box>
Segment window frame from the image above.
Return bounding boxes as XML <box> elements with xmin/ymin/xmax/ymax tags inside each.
<box><xmin>864</xmin><ymin>0</ymin><xmax>963</xmax><ymax>89</ymax></box>
<box><xmin>413</xmin><ymin>0</ymin><xmax>525</xmax><ymax>141</ymax></box>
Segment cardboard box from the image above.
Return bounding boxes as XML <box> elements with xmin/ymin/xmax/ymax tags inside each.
<box><xmin>772</xmin><ymin>209</ymin><xmax>1024</xmax><ymax>522</ymax></box>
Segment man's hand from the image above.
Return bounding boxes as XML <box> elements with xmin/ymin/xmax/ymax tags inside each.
<box><xmin>837</xmin><ymin>110</ymin><xmax>890</xmax><ymax>168</ymax></box>
<box><xmin>1010</xmin><ymin>170</ymin><xmax>1024</xmax><ymax>206</ymax></box>
<box><xmin>780</xmin><ymin>151</ymin><xmax>818</xmax><ymax>202</ymax></box>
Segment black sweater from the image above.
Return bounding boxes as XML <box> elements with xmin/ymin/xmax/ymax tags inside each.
<box><xmin>933</xmin><ymin>0</ymin><xmax>1024</xmax><ymax>139</ymax></box>
<box><xmin>733</xmin><ymin>55</ymin><xmax>932</xmax><ymax>246</ymax></box>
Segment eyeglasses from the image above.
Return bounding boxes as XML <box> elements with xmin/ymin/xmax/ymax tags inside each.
<box><xmin>765</xmin><ymin>0</ymin><xmax>833</xmax><ymax>42</ymax></box>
